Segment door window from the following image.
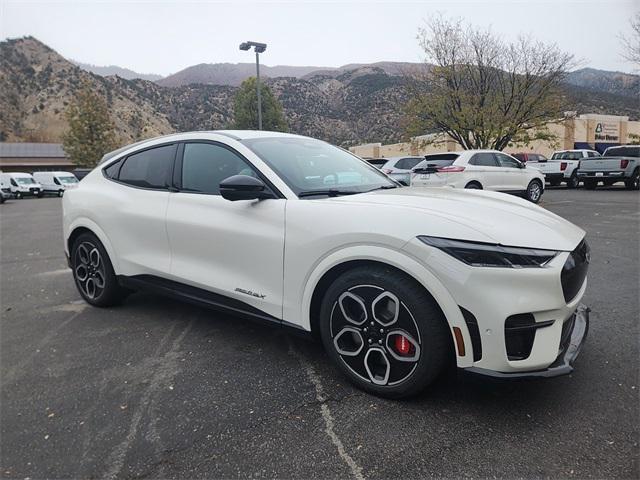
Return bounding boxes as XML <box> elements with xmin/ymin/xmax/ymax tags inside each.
<box><xmin>180</xmin><ymin>143</ymin><xmax>260</xmax><ymax>195</ymax></box>
<box><xmin>118</xmin><ymin>144</ymin><xmax>175</xmax><ymax>189</ymax></box>
<box><xmin>469</xmin><ymin>153</ymin><xmax>499</xmax><ymax>167</ymax></box>
<box><xmin>495</xmin><ymin>153</ymin><xmax>522</xmax><ymax>168</ymax></box>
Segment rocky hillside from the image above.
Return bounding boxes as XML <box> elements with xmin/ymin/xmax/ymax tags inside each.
<box><xmin>0</xmin><ymin>37</ymin><xmax>637</xmax><ymax>147</ymax></box>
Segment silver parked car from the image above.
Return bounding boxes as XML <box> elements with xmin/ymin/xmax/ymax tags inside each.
<box><xmin>377</xmin><ymin>156</ymin><xmax>425</xmax><ymax>185</ymax></box>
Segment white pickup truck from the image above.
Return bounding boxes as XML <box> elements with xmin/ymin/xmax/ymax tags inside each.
<box><xmin>526</xmin><ymin>149</ymin><xmax>600</xmax><ymax>188</ymax></box>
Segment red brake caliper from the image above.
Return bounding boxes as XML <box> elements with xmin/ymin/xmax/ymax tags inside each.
<box><xmin>394</xmin><ymin>334</ymin><xmax>413</xmax><ymax>356</ymax></box>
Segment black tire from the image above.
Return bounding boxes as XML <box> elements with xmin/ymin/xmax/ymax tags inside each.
<box><xmin>550</xmin><ymin>180</ymin><xmax>561</xmax><ymax>187</ymax></box>
<box><xmin>566</xmin><ymin>173</ymin><xmax>579</xmax><ymax>189</ymax></box>
<box><xmin>319</xmin><ymin>265</ymin><xmax>451</xmax><ymax>399</ymax></box>
<box><xmin>58</xmin><ymin>190</ymin><xmax>64</xmax><ymax>197</ymax></box>
<box><xmin>37</xmin><ymin>192</ymin><xmax>44</xmax><ymax>198</ymax></box>
<box><xmin>525</xmin><ymin>179</ymin><xmax>543</xmax><ymax>203</ymax></box>
<box><xmin>625</xmin><ymin>169</ymin><xmax>640</xmax><ymax>190</ymax></box>
<box><xmin>71</xmin><ymin>232</ymin><xmax>128</xmax><ymax>307</ymax></box>
<box><xmin>15</xmin><ymin>192</ymin><xmax>22</xmax><ymax>199</ymax></box>
<box><xmin>0</xmin><ymin>196</ymin><xmax>5</xmax><ymax>204</ymax></box>
<box><xmin>584</xmin><ymin>179</ymin><xmax>598</xmax><ymax>190</ymax></box>
<box><xmin>464</xmin><ymin>181</ymin><xmax>482</xmax><ymax>189</ymax></box>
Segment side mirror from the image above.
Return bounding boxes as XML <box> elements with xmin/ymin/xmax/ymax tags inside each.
<box><xmin>220</xmin><ymin>175</ymin><xmax>275</xmax><ymax>201</ymax></box>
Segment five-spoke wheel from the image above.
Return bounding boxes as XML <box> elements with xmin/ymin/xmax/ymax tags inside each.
<box><xmin>319</xmin><ymin>265</ymin><xmax>451</xmax><ymax>398</ymax></box>
<box><xmin>71</xmin><ymin>232</ymin><xmax>129</xmax><ymax>307</ymax></box>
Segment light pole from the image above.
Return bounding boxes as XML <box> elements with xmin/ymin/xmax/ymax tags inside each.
<box><xmin>239</xmin><ymin>41</ymin><xmax>267</xmax><ymax>130</ymax></box>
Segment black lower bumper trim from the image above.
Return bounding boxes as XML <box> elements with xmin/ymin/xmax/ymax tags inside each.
<box><xmin>464</xmin><ymin>304</ymin><xmax>590</xmax><ymax>380</ymax></box>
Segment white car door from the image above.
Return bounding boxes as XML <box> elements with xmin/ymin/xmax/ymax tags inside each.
<box><xmin>494</xmin><ymin>153</ymin><xmax>527</xmax><ymax>190</ymax></box>
<box><xmin>165</xmin><ymin>141</ymin><xmax>286</xmax><ymax>319</ymax></box>
<box><xmin>101</xmin><ymin>143</ymin><xmax>176</xmax><ymax>276</ymax></box>
<box><xmin>466</xmin><ymin>152</ymin><xmax>504</xmax><ymax>189</ymax></box>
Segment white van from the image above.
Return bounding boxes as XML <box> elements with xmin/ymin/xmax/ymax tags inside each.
<box><xmin>33</xmin><ymin>171</ymin><xmax>79</xmax><ymax>196</ymax></box>
<box><xmin>0</xmin><ymin>172</ymin><xmax>43</xmax><ymax>199</ymax></box>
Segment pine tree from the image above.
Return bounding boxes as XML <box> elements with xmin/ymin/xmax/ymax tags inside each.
<box><xmin>233</xmin><ymin>77</ymin><xmax>288</xmax><ymax>131</ymax></box>
<box><xmin>62</xmin><ymin>84</ymin><xmax>117</xmax><ymax>167</ymax></box>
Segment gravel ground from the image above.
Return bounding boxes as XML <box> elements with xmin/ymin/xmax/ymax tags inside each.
<box><xmin>1</xmin><ymin>187</ymin><xmax>638</xmax><ymax>479</ymax></box>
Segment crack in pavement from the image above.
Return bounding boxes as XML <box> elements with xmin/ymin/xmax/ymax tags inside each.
<box><xmin>288</xmin><ymin>340</ymin><xmax>365</xmax><ymax>480</ymax></box>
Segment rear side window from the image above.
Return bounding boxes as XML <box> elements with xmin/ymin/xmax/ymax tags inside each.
<box><xmin>469</xmin><ymin>153</ymin><xmax>498</xmax><ymax>167</ymax></box>
<box><xmin>118</xmin><ymin>145</ymin><xmax>176</xmax><ymax>189</ymax></box>
<box><xmin>180</xmin><ymin>142</ymin><xmax>260</xmax><ymax>195</ymax></box>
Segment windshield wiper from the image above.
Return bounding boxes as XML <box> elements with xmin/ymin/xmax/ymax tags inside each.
<box><xmin>365</xmin><ymin>184</ymin><xmax>399</xmax><ymax>193</ymax></box>
<box><xmin>298</xmin><ymin>189</ymin><xmax>362</xmax><ymax>198</ymax></box>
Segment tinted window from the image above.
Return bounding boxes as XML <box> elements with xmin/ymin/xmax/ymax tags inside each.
<box><xmin>396</xmin><ymin>158</ymin><xmax>422</xmax><ymax>170</ymax></box>
<box><xmin>423</xmin><ymin>153</ymin><xmax>459</xmax><ymax>161</ymax></box>
<box><xmin>118</xmin><ymin>145</ymin><xmax>175</xmax><ymax>189</ymax></box>
<box><xmin>414</xmin><ymin>159</ymin><xmax>455</xmax><ymax>169</ymax></box>
<box><xmin>367</xmin><ymin>159</ymin><xmax>388</xmax><ymax>168</ymax></box>
<box><xmin>495</xmin><ymin>153</ymin><xmax>522</xmax><ymax>168</ymax></box>
<box><xmin>104</xmin><ymin>159</ymin><xmax>123</xmax><ymax>179</ymax></box>
<box><xmin>604</xmin><ymin>146</ymin><xmax>638</xmax><ymax>157</ymax></box>
<box><xmin>181</xmin><ymin>143</ymin><xmax>260</xmax><ymax>195</ymax></box>
<box><xmin>469</xmin><ymin>153</ymin><xmax>498</xmax><ymax>167</ymax></box>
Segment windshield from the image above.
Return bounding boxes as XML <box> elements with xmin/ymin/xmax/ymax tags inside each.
<box><xmin>58</xmin><ymin>176</ymin><xmax>78</xmax><ymax>184</ymax></box>
<box><xmin>15</xmin><ymin>177</ymin><xmax>35</xmax><ymax>185</ymax></box>
<box><xmin>243</xmin><ymin>137</ymin><xmax>397</xmax><ymax>197</ymax></box>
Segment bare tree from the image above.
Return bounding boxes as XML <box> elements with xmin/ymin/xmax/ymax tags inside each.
<box><xmin>404</xmin><ymin>16</ymin><xmax>575</xmax><ymax>150</ymax></box>
<box><xmin>620</xmin><ymin>12</ymin><xmax>640</xmax><ymax>66</ymax></box>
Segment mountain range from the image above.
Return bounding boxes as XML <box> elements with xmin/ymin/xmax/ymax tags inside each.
<box><xmin>1</xmin><ymin>36</ymin><xmax>638</xmax><ymax>148</ymax></box>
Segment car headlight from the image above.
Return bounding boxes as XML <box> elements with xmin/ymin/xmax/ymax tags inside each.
<box><xmin>418</xmin><ymin>236</ymin><xmax>558</xmax><ymax>268</ymax></box>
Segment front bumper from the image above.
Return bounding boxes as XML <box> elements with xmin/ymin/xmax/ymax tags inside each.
<box><xmin>464</xmin><ymin>304</ymin><xmax>589</xmax><ymax>379</ymax></box>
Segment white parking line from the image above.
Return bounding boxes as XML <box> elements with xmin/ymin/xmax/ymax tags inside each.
<box><xmin>37</xmin><ymin>268</ymin><xmax>71</xmax><ymax>277</ymax></box>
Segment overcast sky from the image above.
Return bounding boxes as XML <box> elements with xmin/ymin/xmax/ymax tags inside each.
<box><xmin>1</xmin><ymin>0</ymin><xmax>638</xmax><ymax>76</ymax></box>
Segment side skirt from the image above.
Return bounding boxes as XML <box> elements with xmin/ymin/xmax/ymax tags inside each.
<box><xmin>117</xmin><ymin>274</ymin><xmax>312</xmax><ymax>340</ymax></box>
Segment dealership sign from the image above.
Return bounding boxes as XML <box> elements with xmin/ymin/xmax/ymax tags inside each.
<box><xmin>595</xmin><ymin>121</ymin><xmax>619</xmax><ymax>142</ymax></box>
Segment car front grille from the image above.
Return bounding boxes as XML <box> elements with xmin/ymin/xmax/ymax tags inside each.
<box><xmin>561</xmin><ymin>239</ymin><xmax>590</xmax><ymax>303</ymax></box>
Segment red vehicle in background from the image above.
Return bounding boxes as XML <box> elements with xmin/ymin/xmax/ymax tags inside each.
<box><xmin>511</xmin><ymin>153</ymin><xmax>548</xmax><ymax>163</ymax></box>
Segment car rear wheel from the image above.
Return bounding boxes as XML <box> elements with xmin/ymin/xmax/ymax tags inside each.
<box><xmin>58</xmin><ymin>190</ymin><xmax>64</xmax><ymax>197</ymax></box>
<box><xmin>584</xmin><ymin>179</ymin><xmax>598</xmax><ymax>190</ymax></box>
<box><xmin>525</xmin><ymin>180</ymin><xmax>543</xmax><ymax>203</ymax></box>
<box><xmin>15</xmin><ymin>192</ymin><xmax>22</xmax><ymax>199</ymax></box>
<box><xmin>71</xmin><ymin>232</ymin><xmax>129</xmax><ymax>307</ymax></box>
<box><xmin>566</xmin><ymin>173</ymin><xmax>579</xmax><ymax>189</ymax></box>
<box><xmin>625</xmin><ymin>169</ymin><xmax>639</xmax><ymax>190</ymax></box>
<box><xmin>319</xmin><ymin>265</ymin><xmax>451</xmax><ymax>398</ymax></box>
<box><xmin>464</xmin><ymin>181</ymin><xmax>482</xmax><ymax>189</ymax></box>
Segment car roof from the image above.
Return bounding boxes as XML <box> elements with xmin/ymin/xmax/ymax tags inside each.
<box><xmin>99</xmin><ymin>130</ymin><xmax>310</xmax><ymax>165</ymax></box>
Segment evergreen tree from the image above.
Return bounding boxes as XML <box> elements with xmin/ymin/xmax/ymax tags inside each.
<box><xmin>62</xmin><ymin>84</ymin><xmax>117</xmax><ymax>167</ymax></box>
<box><xmin>233</xmin><ymin>77</ymin><xmax>288</xmax><ymax>131</ymax></box>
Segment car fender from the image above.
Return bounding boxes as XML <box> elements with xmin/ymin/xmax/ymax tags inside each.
<box><xmin>66</xmin><ymin>217</ymin><xmax>121</xmax><ymax>273</ymax></box>
<box><xmin>298</xmin><ymin>243</ymin><xmax>474</xmax><ymax>367</ymax></box>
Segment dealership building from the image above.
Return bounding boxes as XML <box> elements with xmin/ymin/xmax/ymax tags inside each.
<box><xmin>350</xmin><ymin>113</ymin><xmax>640</xmax><ymax>158</ymax></box>
<box><xmin>0</xmin><ymin>142</ymin><xmax>72</xmax><ymax>173</ymax></box>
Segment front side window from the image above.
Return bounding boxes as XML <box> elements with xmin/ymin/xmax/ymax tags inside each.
<box><xmin>469</xmin><ymin>153</ymin><xmax>498</xmax><ymax>167</ymax></box>
<box><xmin>243</xmin><ymin>137</ymin><xmax>396</xmax><ymax>196</ymax></box>
<box><xmin>118</xmin><ymin>144</ymin><xmax>175</xmax><ymax>189</ymax></box>
<box><xmin>495</xmin><ymin>153</ymin><xmax>522</xmax><ymax>168</ymax></box>
<box><xmin>181</xmin><ymin>143</ymin><xmax>260</xmax><ymax>195</ymax></box>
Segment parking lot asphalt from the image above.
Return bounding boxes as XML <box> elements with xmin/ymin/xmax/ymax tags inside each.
<box><xmin>1</xmin><ymin>187</ymin><xmax>639</xmax><ymax>480</ymax></box>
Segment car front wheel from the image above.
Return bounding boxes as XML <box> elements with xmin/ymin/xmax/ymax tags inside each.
<box><xmin>319</xmin><ymin>265</ymin><xmax>451</xmax><ymax>398</ymax></box>
<box><xmin>525</xmin><ymin>180</ymin><xmax>543</xmax><ymax>203</ymax></box>
<box><xmin>71</xmin><ymin>232</ymin><xmax>128</xmax><ymax>307</ymax></box>
<box><xmin>566</xmin><ymin>173</ymin><xmax>579</xmax><ymax>189</ymax></box>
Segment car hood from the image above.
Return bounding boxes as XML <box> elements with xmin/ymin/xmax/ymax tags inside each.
<box><xmin>326</xmin><ymin>187</ymin><xmax>585</xmax><ymax>251</ymax></box>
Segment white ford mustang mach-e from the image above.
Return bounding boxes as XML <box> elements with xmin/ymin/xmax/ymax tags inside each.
<box><xmin>63</xmin><ymin>131</ymin><xmax>590</xmax><ymax>398</ymax></box>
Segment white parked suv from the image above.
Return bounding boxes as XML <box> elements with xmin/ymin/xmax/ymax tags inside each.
<box><xmin>410</xmin><ymin>150</ymin><xmax>546</xmax><ymax>203</ymax></box>
<box><xmin>63</xmin><ymin>131</ymin><xmax>590</xmax><ymax>398</ymax></box>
